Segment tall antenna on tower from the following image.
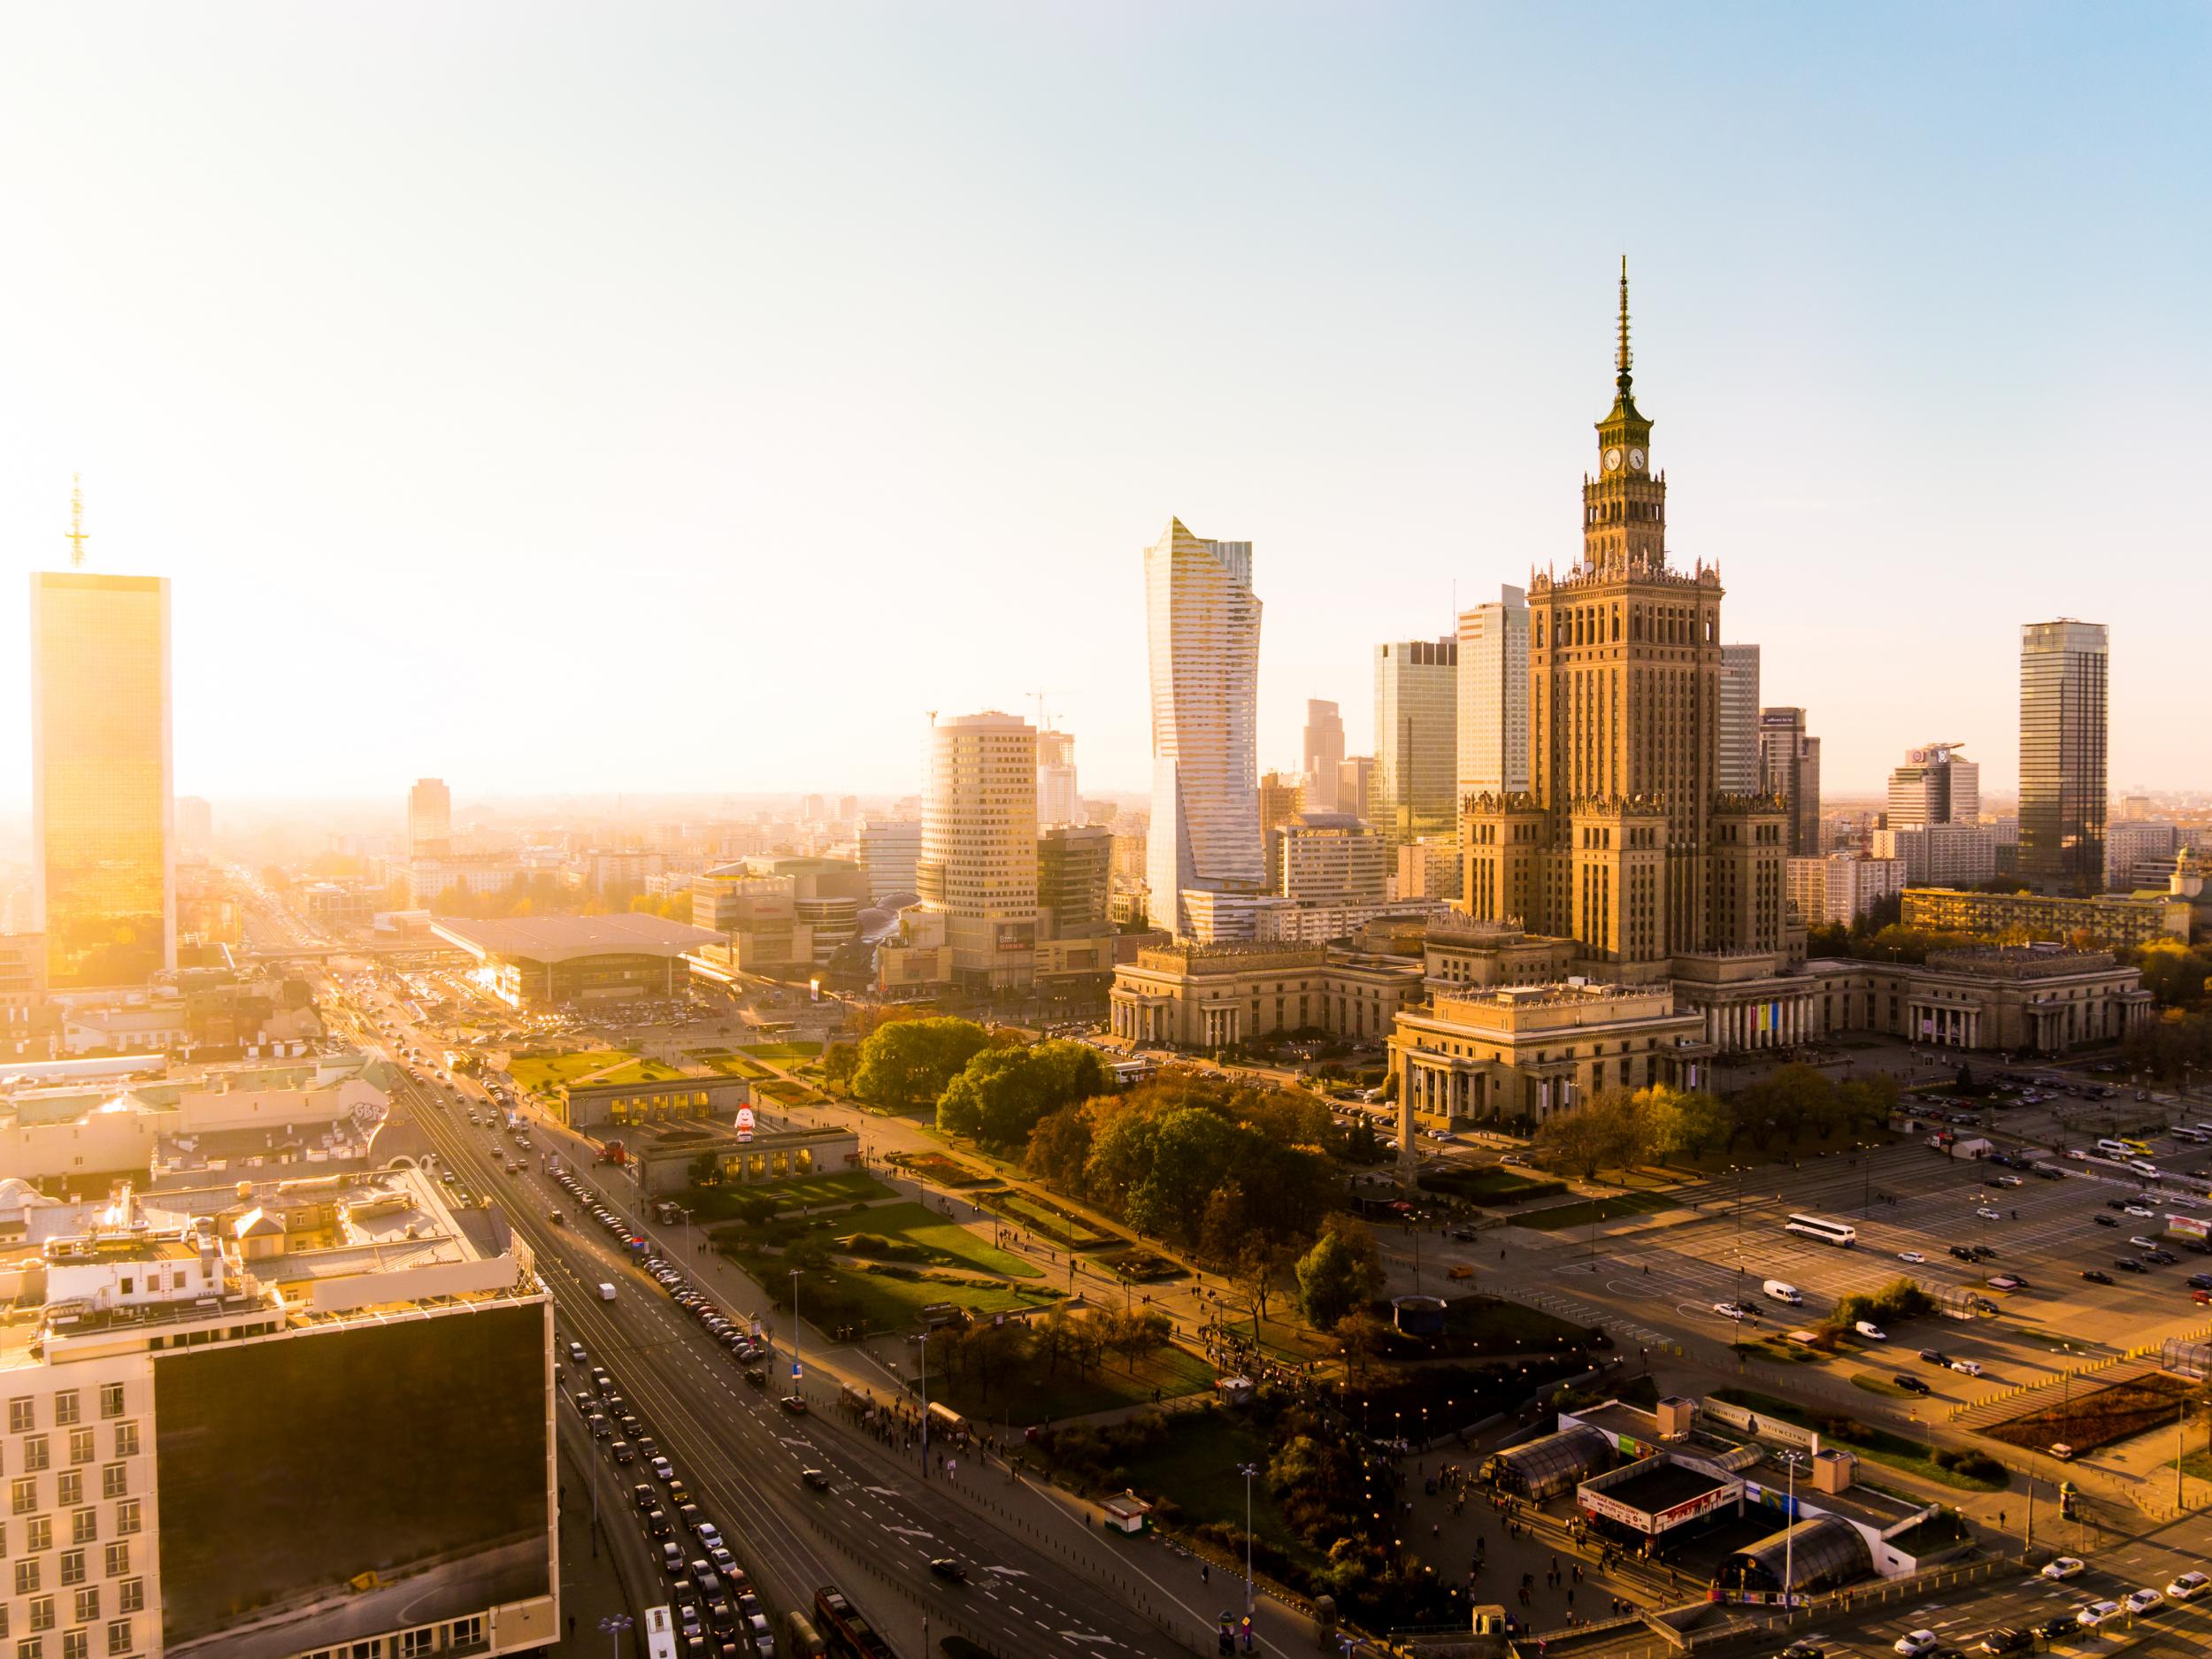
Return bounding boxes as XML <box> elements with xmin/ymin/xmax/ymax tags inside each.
<box><xmin>66</xmin><ymin>475</ymin><xmax>88</xmax><ymax>568</ymax></box>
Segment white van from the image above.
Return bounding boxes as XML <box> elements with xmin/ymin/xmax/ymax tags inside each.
<box><xmin>598</xmin><ymin>1282</ymin><xmax>618</xmax><ymax>1302</ymax></box>
<box><xmin>2097</xmin><ymin>1138</ymin><xmax>2131</xmax><ymax>1156</ymax></box>
<box><xmin>1762</xmin><ymin>1279</ymin><xmax>1803</xmax><ymax>1305</ymax></box>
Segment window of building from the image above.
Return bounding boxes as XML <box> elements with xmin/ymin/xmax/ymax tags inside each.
<box><xmin>100</xmin><ymin>1547</ymin><xmax>125</xmax><ymax>1581</ymax></box>
<box><xmin>58</xmin><ymin>1632</ymin><xmax>83</xmax><ymax>1659</ymax></box>
<box><xmin>105</xmin><ymin>1426</ymin><xmax>133</xmax><ymax>1463</ymax></box>
<box><xmin>19</xmin><ymin>1440</ymin><xmax>46</xmax><ymax>1475</ymax></box>
<box><xmin>7</xmin><ymin>1402</ymin><xmax>32</xmax><ymax>1435</ymax></box>
<box><xmin>96</xmin><ymin>1470</ymin><xmax>123</xmax><ymax>1504</ymax></box>
<box><xmin>13</xmin><ymin>1560</ymin><xmax>37</xmax><ymax>1595</ymax></box>
<box><xmin>54</xmin><ymin>1476</ymin><xmax>80</xmax><ymax>1510</ymax></box>
<box><xmin>65</xmin><ymin>1433</ymin><xmax>90</xmax><ymax>1469</ymax></box>
<box><xmin>104</xmin><ymin>1624</ymin><xmax>130</xmax><ymax>1659</ymax></box>
<box><xmin>67</xmin><ymin>1513</ymin><xmax>92</xmax><ymax>1548</ymax></box>
<box><xmin>57</xmin><ymin>1552</ymin><xmax>82</xmax><ymax>1587</ymax></box>
<box><xmin>111</xmin><ymin>1505</ymin><xmax>136</xmax><ymax>1540</ymax></box>
<box><xmin>14</xmin><ymin>1638</ymin><xmax>37</xmax><ymax>1659</ymax></box>
<box><xmin>94</xmin><ymin>1392</ymin><xmax>119</xmax><ymax>1425</ymax></box>
<box><xmin>10</xmin><ymin>1479</ymin><xmax>35</xmax><ymax>1516</ymax></box>
<box><xmin>72</xmin><ymin>1589</ymin><xmax>96</xmax><ymax>1624</ymax></box>
<box><xmin>114</xmin><ymin>1584</ymin><xmax>141</xmax><ymax>1617</ymax></box>
<box><xmin>47</xmin><ymin>1398</ymin><xmax>76</xmax><ymax>1432</ymax></box>
<box><xmin>25</xmin><ymin>1518</ymin><xmax>50</xmax><ymax>1554</ymax></box>
<box><xmin>25</xmin><ymin>1597</ymin><xmax>51</xmax><ymax>1633</ymax></box>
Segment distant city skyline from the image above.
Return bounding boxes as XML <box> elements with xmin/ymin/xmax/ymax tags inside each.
<box><xmin>0</xmin><ymin>6</ymin><xmax>2204</xmax><ymax>803</ymax></box>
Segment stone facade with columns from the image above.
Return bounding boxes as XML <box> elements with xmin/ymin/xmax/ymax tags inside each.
<box><xmin>1388</xmin><ymin>981</ymin><xmax>1711</xmax><ymax>1133</ymax></box>
<box><xmin>1807</xmin><ymin>947</ymin><xmax>2155</xmax><ymax>1054</ymax></box>
<box><xmin>1109</xmin><ymin>941</ymin><xmax>1424</xmax><ymax>1051</ymax></box>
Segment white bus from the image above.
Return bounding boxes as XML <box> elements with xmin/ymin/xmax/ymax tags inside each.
<box><xmin>1784</xmin><ymin>1214</ymin><xmax>1856</xmax><ymax>1248</ymax></box>
<box><xmin>643</xmin><ymin>1606</ymin><xmax>676</xmax><ymax>1659</ymax></box>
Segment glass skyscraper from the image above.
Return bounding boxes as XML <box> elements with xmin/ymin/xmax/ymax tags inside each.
<box><xmin>31</xmin><ymin>570</ymin><xmax>175</xmax><ymax>987</ymax></box>
<box><xmin>1144</xmin><ymin>518</ymin><xmax>1263</xmax><ymax>938</ymax></box>
<box><xmin>1372</xmin><ymin>637</ymin><xmax>1459</xmax><ymax>852</ymax></box>
<box><xmin>2018</xmin><ymin>618</ymin><xmax>2108</xmax><ymax>895</ymax></box>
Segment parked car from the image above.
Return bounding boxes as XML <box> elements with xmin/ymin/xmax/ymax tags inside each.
<box><xmin>2074</xmin><ymin>1600</ymin><xmax>2123</xmax><ymax>1629</ymax></box>
<box><xmin>2041</xmin><ymin>1556</ymin><xmax>2086</xmax><ymax>1581</ymax></box>
<box><xmin>1893</xmin><ymin>1373</ymin><xmax>1932</xmax><ymax>1394</ymax></box>
<box><xmin>2123</xmin><ymin>1588</ymin><xmax>2164</xmax><ymax>1615</ymax></box>
<box><xmin>1894</xmin><ymin>1632</ymin><xmax>1942</xmax><ymax>1656</ymax></box>
<box><xmin>2081</xmin><ymin>1270</ymin><xmax>2115</xmax><ymax>1284</ymax></box>
<box><xmin>2166</xmin><ymin>1571</ymin><xmax>2209</xmax><ymax>1601</ymax></box>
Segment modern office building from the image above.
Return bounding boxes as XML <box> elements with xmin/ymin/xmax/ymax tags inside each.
<box><xmin>1394</xmin><ymin>836</ymin><xmax>1463</xmax><ymax>902</ymax></box>
<box><xmin>1786</xmin><ymin>853</ymin><xmax>1907</xmax><ymax>926</ymax></box>
<box><xmin>1271</xmin><ymin>817</ymin><xmax>1389</xmax><ymax>902</ymax></box>
<box><xmin>1302</xmin><ymin>699</ymin><xmax>1346</xmax><ymax>812</ymax></box>
<box><xmin>1758</xmin><ymin>707</ymin><xmax>1822</xmax><ymax>857</ymax></box>
<box><xmin>1901</xmin><ymin>883</ymin><xmax>2191</xmax><ymax>949</ymax></box>
<box><xmin>1144</xmin><ymin>520</ymin><xmax>1265</xmax><ymax>939</ymax></box>
<box><xmin>1257</xmin><ymin>770</ymin><xmax>1308</xmax><ymax>838</ymax></box>
<box><xmin>856</xmin><ymin>816</ymin><xmax>924</xmax><ymax>901</ymax></box>
<box><xmin>1337</xmin><ymin>756</ymin><xmax>1375</xmax><ymax>826</ymax></box>
<box><xmin>407</xmin><ymin>777</ymin><xmax>453</xmax><ymax>856</ymax></box>
<box><xmin>31</xmin><ymin>568</ymin><xmax>174</xmax><ymax>990</ymax></box>
<box><xmin>2018</xmin><ymin>618</ymin><xmax>2108</xmax><ymax>895</ymax></box>
<box><xmin>918</xmin><ymin>710</ymin><xmax>1039</xmax><ymax>989</ymax></box>
<box><xmin>1886</xmin><ymin>743</ymin><xmax>1979</xmax><ymax>829</ymax></box>
<box><xmin>1037</xmin><ymin>823</ymin><xmax>1115</xmax><ymax>937</ymax></box>
<box><xmin>0</xmin><ymin>1170</ymin><xmax>557</xmax><ymax>1659</ymax></box>
<box><xmin>2107</xmin><ymin>819</ymin><xmax>2179</xmax><ymax>893</ymax></box>
<box><xmin>1871</xmin><ymin>823</ymin><xmax>1998</xmax><ymax>887</ymax></box>
<box><xmin>1717</xmin><ymin>644</ymin><xmax>1762</xmax><ymax>795</ymax></box>
<box><xmin>0</xmin><ymin>933</ymin><xmax>48</xmax><ymax>1058</ymax></box>
<box><xmin>1373</xmin><ymin>636</ymin><xmax>1459</xmax><ymax>851</ymax></box>
<box><xmin>1035</xmin><ymin>730</ymin><xmax>1080</xmax><ymax>828</ymax></box>
<box><xmin>1456</xmin><ymin>585</ymin><xmax>1532</xmax><ymax>805</ymax></box>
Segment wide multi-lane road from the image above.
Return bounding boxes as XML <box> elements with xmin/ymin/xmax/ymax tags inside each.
<box><xmin>324</xmin><ymin>978</ymin><xmax>1194</xmax><ymax>1659</ymax></box>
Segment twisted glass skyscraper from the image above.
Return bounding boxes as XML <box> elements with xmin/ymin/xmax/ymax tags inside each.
<box><xmin>1143</xmin><ymin>519</ymin><xmax>1263</xmax><ymax>939</ymax></box>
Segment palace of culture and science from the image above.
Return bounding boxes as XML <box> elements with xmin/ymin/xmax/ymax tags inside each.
<box><xmin>1110</xmin><ymin>268</ymin><xmax>2155</xmax><ymax>1133</ymax></box>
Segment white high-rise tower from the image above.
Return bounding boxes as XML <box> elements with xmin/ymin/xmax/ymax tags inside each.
<box><xmin>1143</xmin><ymin>518</ymin><xmax>1264</xmax><ymax>939</ymax></box>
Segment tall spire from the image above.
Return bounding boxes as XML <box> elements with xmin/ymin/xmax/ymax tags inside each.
<box><xmin>66</xmin><ymin>474</ymin><xmax>88</xmax><ymax>569</ymax></box>
<box><xmin>1615</xmin><ymin>255</ymin><xmax>1632</xmax><ymax>396</ymax></box>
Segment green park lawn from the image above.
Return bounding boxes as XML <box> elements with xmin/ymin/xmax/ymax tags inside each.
<box><xmin>1516</xmin><ymin>1192</ymin><xmax>1673</xmax><ymax>1230</ymax></box>
<box><xmin>723</xmin><ymin>1242</ymin><xmax>1062</xmax><ymax>1332</ymax></box>
<box><xmin>985</xmin><ymin>1187</ymin><xmax>1117</xmax><ymax>1249</ymax></box>
<box><xmin>740</xmin><ymin>1041</ymin><xmax>824</xmax><ymax>1060</ymax></box>
<box><xmin>840</xmin><ymin>1201</ymin><xmax>1044</xmax><ymax>1279</ymax></box>
<box><xmin>507</xmin><ymin>1049</ymin><xmax>634</xmax><ymax>1094</ymax></box>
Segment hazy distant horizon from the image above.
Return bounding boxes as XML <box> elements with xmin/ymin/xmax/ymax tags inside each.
<box><xmin>3</xmin><ymin>6</ymin><xmax>2206</xmax><ymax>803</ymax></box>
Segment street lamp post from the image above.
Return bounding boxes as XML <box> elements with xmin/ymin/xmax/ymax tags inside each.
<box><xmin>789</xmin><ymin>1269</ymin><xmax>803</xmax><ymax>1400</ymax></box>
<box><xmin>1777</xmin><ymin>1449</ymin><xmax>1805</xmax><ymax>1610</ymax></box>
<box><xmin>1239</xmin><ymin>1462</ymin><xmax>1259</xmax><ymax>1624</ymax></box>
<box><xmin>598</xmin><ymin>1614</ymin><xmax>632</xmax><ymax>1657</ymax></box>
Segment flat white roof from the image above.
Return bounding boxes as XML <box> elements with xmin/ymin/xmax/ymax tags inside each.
<box><xmin>433</xmin><ymin>914</ymin><xmax>721</xmax><ymax>964</ymax></box>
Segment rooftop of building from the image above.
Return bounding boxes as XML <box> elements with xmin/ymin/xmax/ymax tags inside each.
<box><xmin>434</xmin><ymin>913</ymin><xmax>722</xmax><ymax>963</ymax></box>
<box><xmin>1588</xmin><ymin>1458</ymin><xmax>1732</xmax><ymax>1516</ymax></box>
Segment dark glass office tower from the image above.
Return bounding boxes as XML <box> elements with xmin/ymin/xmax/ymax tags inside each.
<box><xmin>2018</xmin><ymin>618</ymin><xmax>2108</xmax><ymax>895</ymax></box>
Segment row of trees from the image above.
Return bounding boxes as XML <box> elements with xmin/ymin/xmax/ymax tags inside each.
<box><xmin>1532</xmin><ymin>1071</ymin><xmax>1901</xmax><ymax>1179</ymax></box>
<box><xmin>1024</xmin><ymin>1071</ymin><xmax>1344</xmax><ymax>1256</ymax></box>
<box><xmin>927</xmin><ymin>1305</ymin><xmax>1172</xmax><ymax>1413</ymax></box>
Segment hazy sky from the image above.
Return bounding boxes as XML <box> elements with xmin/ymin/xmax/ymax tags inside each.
<box><xmin>1</xmin><ymin>4</ymin><xmax>2206</xmax><ymax>808</ymax></box>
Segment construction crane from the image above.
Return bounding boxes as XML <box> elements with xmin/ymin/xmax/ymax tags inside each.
<box><xmin>1028</xmin><ymin>690</ymin><xmax>1073</xmax><ymax>732</ymax></box>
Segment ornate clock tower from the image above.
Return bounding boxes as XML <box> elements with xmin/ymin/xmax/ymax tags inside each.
<box><xmin>1583</xmin><ymin>257</ymin><xmax>1666</xmax><ymax>577</ymax></box>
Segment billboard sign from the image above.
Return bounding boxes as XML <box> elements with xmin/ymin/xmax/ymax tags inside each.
<box><xmin>1655</xmin><ymin>1483</ymin><xmax>1740</xmax><ymax>1530</ymax></box>
<box><xmin>1579</xmin><ymin>1487</ymin><xmax>1653</xmax><ymax>1532</ymax></box>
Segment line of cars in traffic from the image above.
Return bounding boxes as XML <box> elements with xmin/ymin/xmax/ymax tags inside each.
<box><xmin>1879</xmin><ymin>1561</ymin><xmax>2212</xmax><ymax>1655</ymax></box>
<box><xmin>564</xmin><ymin>1337</ymin><xmax>778</xmax><ymax>1658</ymax></box>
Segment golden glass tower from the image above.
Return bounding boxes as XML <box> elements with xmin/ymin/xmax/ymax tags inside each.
<box><xmin>31</xmin><ymin>566</ymin><xmax>175</xmax><ymax>988</ymax></box>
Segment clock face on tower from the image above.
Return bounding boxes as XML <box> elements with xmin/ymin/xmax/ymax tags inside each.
<box><xmin>1604</xmin><ymin>447</ymin><xmax>1623</xmax><ymax>472</ymax></box>
<box><xmin>1628</xmin><ymin>448</ymin><xmax>1646</xmax><ymax>471</ymax></box>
